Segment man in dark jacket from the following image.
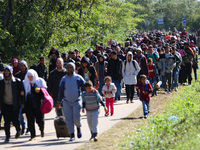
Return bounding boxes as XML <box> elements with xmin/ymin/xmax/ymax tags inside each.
<box><xmin>15</xmin><ymin>60</ymin><xmax>29</xmax><ymax>135</ymax></box>
<box><xmin>35</xmin><ymin>57</ymin><xmax>48</xmax><ymax>81</ymax></box>
<box><xmin>182</xmin><ymin>42</ymin><xmax>195</xmax><ymax>85</ymax></box>
<box><xmin>107</xmin><ymin>51</ymin><xmax>123</xmax><ymax>101</ymax></box>
<box><xmin>47</xmin><ymin>58</ymin><xmax>66</xmax><ymax>116</ymax></box>
<box><xmin>86</xmin><ymin>48</ymin><xmax>98</xmax><ymax>65</ymax></box>
<box><xmin>0</xmin><ymin>65</ymin><xmax>24</xmax><ymax>143</ymax></box>
<box><xmin>49</xmin><ymin>53</ymin><xmax>57</xmax><ymax>74</ymax></box>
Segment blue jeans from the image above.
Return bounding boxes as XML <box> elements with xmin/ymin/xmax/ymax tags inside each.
<box><xmin>19</xmin><ymin>108</ymin><xmax>26</xmax><ymax>128</ymax></box>
<box><xmin>172</xmin><ymin>68</ymin><xmax>180</xmax><ymax>90</ymax></box>
<box><xmin>142</xmin><ymin>100</ymin><xmax>150</xmax><ymax>116</ymax></box>
<box><xmin>112</xmin><ymin>79</ymin><xmax>121</xmax><ymax>100</ymax></box>
<box><xmin>149</xmin><ymin>77</ymin><xmax>157</xmax><ymax>90</ymax></box>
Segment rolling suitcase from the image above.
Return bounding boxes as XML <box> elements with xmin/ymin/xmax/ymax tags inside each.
<box><xmin>54</xmin><ymin>108</ymin><xmax>70</xmax><ymax>139</ymax></box>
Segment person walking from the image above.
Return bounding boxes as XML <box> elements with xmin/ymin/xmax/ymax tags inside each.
<box><xmin>95</xmin><ymin>55</ymin><xmax>108</xmax><ymax>94</ymax></box>
<box><xmin>35</xmin><ymin>57</ymin><xmax>48</xmax><ymax>81</ymax></box>
<box><xmin>122</xmin><ymin>51</ymin><xmax>140</xmax><ymax>103</ymax></box>
<box><xmin>0</xmin><ymin>65</ymin><xmax>24</xmax><ymax>143</ymax></box>
<box><xmin>57</xmin><ymin>62</ymin><xmax>85</xmax><ymax>141</ymax></box>
<box><xmin>15</xmin><ymin>60</ymin><xmax>29</xmax><ymax>135</ymax></box>
<box><xmin>78</xmin><ymin>56</ymin><xmax>97</xmax><ymax>86</ymax></box>
<box><xmin>107</xmin><ymin>51</ymin><xmax>123</xmax><ymax>101</ymax></box>
<box><xmin>47</xmin><ymin>58</ymin><xmax>66</xmax><ymax>116</ymax></box>
<box><xmin>158</xmin><ymin>45</ymin><xmax>176</xmax><ymax>94</ymax></box>
<box><xmin>22</xmin><ymin>69</ymin><xmax>47</xmax><ymax>141</ymax></box>
<box><xmin>82</xmin><ymin>80</ymin><xmax>107</xmax><ymax>142</ymax></box>
<box><xmin>136</xmin><ymin>75</ymin><xmax>153</xmax><ymax>118</ymax></box>
<box><xmin>102</xmin><ymin>76</ymin><xmax>117</xmax><ymax>116</ymax></box>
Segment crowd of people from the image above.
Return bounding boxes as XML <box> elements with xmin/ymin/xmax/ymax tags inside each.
<box><xmin>0</xmin><ymin>28</ymin><xmax>199</xmax><ymax>143</ymax></box>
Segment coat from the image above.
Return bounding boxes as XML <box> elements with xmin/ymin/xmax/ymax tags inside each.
<box><xmin>95</xmin><ymin>61</ymin><xmax>108</xmax><ymax>78</ymax></box>
<box><xmin>158</xmin><ymin>53</ymin><xmax>176</xmax><ymax>76</ymax></box>
<box><xmin>122</xmin><ymin>52</ymin><xmax>140</xmax><ymax>85</ymax></box>
<box><xmin>107</xmin><ymin>57</ymin><xmax>123</xmax><ymax>83</ymax></box>
<box><xmin>0</xmin><ymin>77</ymin><xmax>24</xmax><ymax>111</ymax></box>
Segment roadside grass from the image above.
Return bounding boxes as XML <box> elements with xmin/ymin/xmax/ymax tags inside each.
<box><xmin>77</xmin><ymin>88</ymin><xmax>180</xmax><ymax>150</ymax></box>
<box><xmin>120</xmin><ymin>82</ymin><xmax>200</xmax><ymax>150</ymax></box>
<box><xmin>78</xmin><ymin>71</ymin><xmax>200</xmax><ymax>150</ymax></box>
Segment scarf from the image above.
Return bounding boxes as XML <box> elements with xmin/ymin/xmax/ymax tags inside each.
<box><xmin>23</xmin><ymin>69</ymin><xmax>47</xmax><ymax>97</ymax></box>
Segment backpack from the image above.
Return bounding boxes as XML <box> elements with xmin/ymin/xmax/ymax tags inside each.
<box><xmin>124</xmin><ymin>60</ymin><xmax>136</xmax><ymax>72</ymax></box>
<box><xmin>40</xmin><ymin>88</ymin><xmax>54</xmax><ymax>114</ymax></box>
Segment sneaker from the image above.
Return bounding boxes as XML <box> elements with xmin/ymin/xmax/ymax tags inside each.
<box><xmin>41</xmin><ymin>131</ymin><xmax>44</xmax><ymax>137</ymax></box>
<box><xmin>183</xmin><ymin>82</ymin><xmax>188</xmax><ymax>86</ymax></box>
<box><xmin>69</xmin><ymin>137</ymin><xmax>75</xmax><ymax>141</ymax></box>
<box><xmin>25</xmin><ymin>128</ymin><xmax>30</xmax><ymax>135</ymax></box>
<box><xmin>4</xmin><ymin>138</ymin><xmax>9</xmax><ymax>143</ymax></box>
<box><xmin>126</xmin><ymin>100</ymin><xmax>129</xmax><ymax>104</ymax></box>
<box><xmin>131</xmin><ymin>100</ymin><xmax>134</xmax><ymax>103</ymax></box>
<box><xmin>105</xmin><ymin>113</ymin><xmax>109</xmax><ymax>117</ymax></box>
<box><xmin>29</xmin><ymin>136</ymin><xmax>36</xmax><ymax>141</ymax></box>
<box><xmin>175</xmin><ymin>87</ymin><xmax>178</xmax><ymax>92</ymax></box>
<box><xmin>77</xmin><ymin>128</ymin><xmax>82</xmax><ymax>138</ymax></box>
<box><xmin>111</xmin><ymin>114</ymin><xmax>113</xmax><ymax>116</ymax></box>
<box><xmin>168</xmin><ymin>91</ymin><xmax>172</xmax><ymax>94</ymax></box>
<box><xmin>118</xmin><ymin>96</ymin><xmax>121</xmax><ymax>100</ymax></box>
<box><xmin>15</xmin><ymin>131</ymin><xmax>21</xmax><ymax>139</ymax></box>
<box><xmin>69</xmin><ymin>133</ymin><xmax>75</xmax><ymax>141</ymax></box>
<box><xmin>21</xmin><ymin>127</ymin><xmax>25</xmax><ymax>135</ymax></box>
<box><xmin>164</xmin><ymin>91</ymin><xmax>167</xmax><ymax>94</ymax></box>
<box><xmin>94</xmin><ymin>137</ymin><xmax>98</xmax><ymax>142</ymax></box>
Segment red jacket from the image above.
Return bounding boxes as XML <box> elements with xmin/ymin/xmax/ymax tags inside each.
<box><xmin>136</xmin><ymin>82</ymin><xmax>153</xmax><ymax>102</ymax></box>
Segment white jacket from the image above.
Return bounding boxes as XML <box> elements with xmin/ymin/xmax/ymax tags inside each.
<box><xmin>102</xmin><ymin>83</ymin><xmax>117</xmax><ymax>98</ymax></box>
<box><xmin>122</xmin><ymin>51</ymin><xmax>140</xmax><ymax>85</ymax></box>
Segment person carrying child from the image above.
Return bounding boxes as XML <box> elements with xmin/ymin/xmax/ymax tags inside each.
<box><xmin>136</xmin><ymin>75</ymin><xmax>153</xmax><ymax>118</ymax></box>
<box><xmin>102</xmin><ymin>76</ymin><xmax>117</xmax><ymax>117</ymax></box>
<box><xmin>82</xmin><ymin>80</ymin><xmax>107</xmax><ymax>142</ymax></box>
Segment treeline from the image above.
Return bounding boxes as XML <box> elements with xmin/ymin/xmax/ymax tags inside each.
<box><xmin>135</xmin><ymin>0</ymin><xmax>200</xmax><ymax>32</ymax></box>
<box><xmin>0</xmin><ymin>0</ymin><xmax>144</xmax><ymax>63</ymax></box>
<box><xmin>0</xmin><ymin>0</ymin><xmax>200</xmax><ymax>63</ymax></box>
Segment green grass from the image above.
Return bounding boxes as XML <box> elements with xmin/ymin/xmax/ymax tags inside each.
<box><xmin>119</xmin><ymin>77</ymin><xmax>200</xmax><ymax>149</ymax></box>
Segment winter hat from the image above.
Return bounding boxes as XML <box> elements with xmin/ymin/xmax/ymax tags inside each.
<box><xmin>19</xmin><ymin>60</ymin><xmax>28</xmax><ymax>69</ymax></box>
<box><xmin>4</xmin><ymin>65</ymin><xmax>13</xmax><ymax>74</ymax></box>
<box><xmin>67</xmin><ymin>62</ymin><xmax>75</xmax><ymax>71</ymax></box>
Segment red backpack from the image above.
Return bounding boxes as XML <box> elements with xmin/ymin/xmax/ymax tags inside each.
<box><xmin>40</xmin><ymin>88</ymin><xmax>54</xmax><ymax>114</ymax></box>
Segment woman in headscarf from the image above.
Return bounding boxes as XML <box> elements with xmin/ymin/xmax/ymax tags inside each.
<box><xmin>95</xmin><ymin>55</ymin><xmax>108</xmax><ymax>94</ymax></box>
<box><xmin>22</xmin><ymin>69</ymin><xmax>47</xmax><ymax>141</ymax></box>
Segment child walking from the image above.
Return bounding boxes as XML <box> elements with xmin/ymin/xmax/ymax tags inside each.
<box><xmin>148</xmin><ymin>58</ymin><xmax>158</xmax><ymax>97</ymax></box>
<box><xmin>136</xmin><ymin>75</ymin><xmax>153</xmax><ymax>118</ymax></box>
<box><xmin>82</xmin><ymin>80</ymin><xmax>107</xmax><ymax>142</ymax></box>
<box><xmin>102</xmin><ymin>76</ymin><xmax>117</xmax><ymax>117</ymax></box>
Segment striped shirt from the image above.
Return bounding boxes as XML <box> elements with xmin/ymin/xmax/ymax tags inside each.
<box><xmin>82</xmin><ymin>92</ymin><xmax>105</xmax><ymax>111</ymax></box>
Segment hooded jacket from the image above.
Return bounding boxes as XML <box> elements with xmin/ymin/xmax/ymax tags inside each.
<box><xmin>11</xmin><ymin>58</ymin><xmax>19</xmax><ymax>75</ymax></box>
<box><xmin>15</xmin><ymin>60</ymin><xmax>28</xmax><ymax>81</ymax></box>
<box><xmin>0</xmin><ymin>65</ymin><xmax>24</xmax><ymax>111</ymax></box>
<box><xmin>122</xmin><ymin>52</ymin><xmax>140</xmax><ymax>85</ymax></box>
<box><xmin>158</xmin><ymin>53</ymin><xmax>176</xmax><ymax>76</ymax></box>
<box><xmin>58</xmin><ymin>62</ymin><xmax>85</xmax><ymax>103</ymax></box>
<box><xmin>78</xmin><ymin>56</ymin><xmax>97</xmax><ymax>86</ymax></box>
